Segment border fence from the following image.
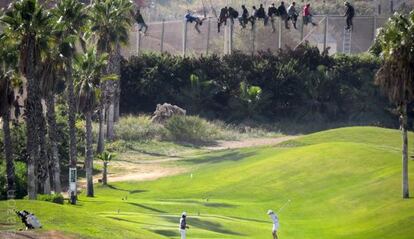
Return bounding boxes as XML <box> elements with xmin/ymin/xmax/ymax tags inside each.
<box><xmin>122</xmin><ymin>15</ymin><xmax>390</xmax><ymax>58</ymax></box>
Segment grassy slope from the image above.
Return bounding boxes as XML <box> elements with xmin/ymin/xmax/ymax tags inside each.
<box><xmin>1</xmin><ymin>126</ymin><xmax>414</xmax><ymax>239</ymax></box>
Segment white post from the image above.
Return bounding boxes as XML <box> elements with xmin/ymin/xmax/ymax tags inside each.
<box><xmin>323</xmin><ymin>15</ymin><xmax>328</xmax><ymax>51</ymax></box>
<box><xmin>224</xmin><ymin>21</ymin><xmax>228</xmax><ymax>54</ymax></box>
<box><xmin>278</xmin><ymin>18</ymin><xmax>282</xmax><ymax>49</ymax></box>
<box><xmin>160</xmin><ymin>19</ymin><xmax>165</xmax><ymax>52</ymax></box>
<box><xmin>251</xmin><ymin>23</ymin><xmax>256</xmax><ymax>55</ymax></box>
<box><xmin>183</xmin><ymin>20</ymin><xmax>187</xmax><ymax>56</ymax></box>
<box><xmin>136</xmin><ymin>26</ymin><xmax>142</xmax><ymax>55</ymax></box>
<box><xmin>206</xmin><ymin>18</ymin><xmax>211</xmax><ymax>55</ymax></box>
<box><xmin>229</xmin><ymin>21</ymin><xmax>233</xmax><ymax>54</ymax></box>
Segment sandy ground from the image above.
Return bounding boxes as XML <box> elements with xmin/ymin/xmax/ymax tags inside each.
<box><xmin>0</xmin><ymin>230</ymin><xmax>76</xmax><ymax>239</ymax></box>
<box><xmin>83</xmin><ymin>136</ymin><xmax>298</xmax><ymax>184</ymax></box>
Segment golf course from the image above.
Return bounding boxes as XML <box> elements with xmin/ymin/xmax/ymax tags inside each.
<box><xmin>1</xmin><ymin>126</ymin><xmax>413</xmax><ymax>238</ymax></box>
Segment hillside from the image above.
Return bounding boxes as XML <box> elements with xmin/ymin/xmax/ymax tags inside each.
<box><xmin>1</xmin><ymin>126</ymin><xmax>413</xmax><ymax>238</ymax></box>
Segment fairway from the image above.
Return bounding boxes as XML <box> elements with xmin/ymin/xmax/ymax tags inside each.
<box><xmin>1</xmin><ymin>127</ymin><xmax>414</xmax><ymax>238</ymax></box>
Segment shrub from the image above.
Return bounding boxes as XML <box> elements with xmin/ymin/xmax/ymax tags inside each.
<box><xmin>164</xmin><ymin>115</ymin><xmax>220</xmax><ymax>144</ymax></box>
<box><xmin>35</xmin><ymin>193</ymin><xmax>65</xmax><ymax>205</ymax></box>
<box><xmin>0</xmin><ymin>161</ymin><xmax>27</xmax><ymax>200</ymax></box>
<box><xmin>115</xmin><ymin>115</ymin><xmax>165</xmax><ymax>141</ymax></box>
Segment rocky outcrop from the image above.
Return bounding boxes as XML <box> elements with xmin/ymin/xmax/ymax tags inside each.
<box><xmin>151</xmin><ymin>103</ymin><xmax>186</xmax><ymax>123</ymax></box>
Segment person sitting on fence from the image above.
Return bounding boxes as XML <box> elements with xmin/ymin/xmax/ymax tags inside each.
<box><xmin>239</xmin><ymin>5</ymin><xmax>250</xmax><ymax>28</ymax></box>
<box><xmin>303</xmin><ymin>3</ymin><xmax>317</xmax><ymax>26</ymax></box>
<box><xmin>287</xmin><ymin>2</ymin><xmax>298</xmax><ymax>29</ymax></box>
<box><xmin>278</xmin><ymin>1</ymin><xmax>289</xmax><ymax>29</ymax></box>
<box><xmin>248</xmin><ymin>6</ymin><xmax>258</xmax><ymax>27</ymax></box>
<box><xmin>185</xmin><ymin>11</ymin><xmax>206</xmax><ymax>33</ymax></box>
<box><xmin>134</xmin><ymin>9</ymin><xmax>148</xmax><ymax>34</ymax></box>
<box><xmin>228</xmin><ymin>7</ymin><xmax>239</xmax><ymax>25</ymax></box>
<box><xmin>268</xmin><ymin>3</ymin><xmax>279</xmax><ymax>32</ymax></box>
<box><xmin>256</xmin><ymin>4</ymin><xmax>268</xmax><ymax>25</ymax></box>
<box><xmin>344</xmin><ymin>1</ymin><xmax>355</xmax><ymax>31</ymax></box>
<box><xmin>217</xmin><ymin>6</ymin><xmax>229</xmax><ymax>32</ymax></box>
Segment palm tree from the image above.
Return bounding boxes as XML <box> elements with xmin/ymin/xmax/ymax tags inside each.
<box><xmin>0</xmin><ymin>35</ymin><xmax>19</xmax><ymax>196</ymax></box>
<box><xmin>1</xmin><ymin>0</ymin><xmax>52</xmax><ymax>199</ymax></box>
<box><xmin>51</xmin><ymin>0</ymin><xmax>88</xmax><ymax>198</ymax></box>
<box><xmin>89</xmin><ymin>0</ymin><xmax>133</xmax><ymax>145</ymax></box>
<box><xmin>374</xmin><ymin>11</ymin><xmax>414</xmax><ymax>199</ymax></box>
<box><xmin>97</xmin><ymin>151</ymin><xmax>116</xmax><ymax>185</ymax></box>
<box><xmin>74</xmin><ymin>48</ymin><xmax>115</xmax><ymax>197</ymax></box>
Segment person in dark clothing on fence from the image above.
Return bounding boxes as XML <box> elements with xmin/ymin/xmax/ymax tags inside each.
<box><xmin>239</xmin><ymin>5</ymin><xmax>250</xmax><ymax>28</ymax></box>
<box><xmin>278</xmin><ymin>1</ymin><xmax>289</xmax><ymax>29</ymax></box>
<box><xmin>344</xmin><ymin>1</ymin><xmax>355</xmax><ymax>31</ymax></box>
<box><xmin>268</xmin><ymin>3</ymin><xmax>279</xmax><ymax>32</ymax></box>
<box><xmin>256</xmin><ymin>4</ymin><xmax>268</xmax><ymax>25</ymax></box>
<box><xmin>228</xmin><ymin>7</ymin><xmax>239</xmax><ymax>25</ymax></box>
<box><xmin>287</xmin><ymin>2</ymin><xmax>298</xmax><ymax>29</ymax></box>
<box><xmin>217</xmin><ymin>6</ymin><xmax>228</xmax><ymax>32</ymax></box>
<box><xmin>134</xmin><ymin>9</ymin><xmax>148</xmax><ymax>34</ymax></box>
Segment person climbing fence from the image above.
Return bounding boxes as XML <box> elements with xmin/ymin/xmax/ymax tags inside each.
<box><xmin>228</xmin><ymin>7</ymin><xmax>239</xmax><ymax>25</ymax></box>
<box><xmin>134</xmin><ymin>9</ymin><xmax>148</xmax><ymax>34</ymax></box>
<box><xmin>287</xmin><ymin>1</ymin><xmax>298</xmax><ymax>29</ymax></box>
<box><xmin>303</xmin><ymin>3</ymin><xmax>317</xmax><ymax>26</ymax></box>
<box><xmin>256</xmin><ymin>4</ymin><xmax>268</xmax><ymax>26</ymax></box>
<box><xmin>185</xmin><ymin>11</ymin><xmax>206</xmax><ymax>33</ymax></box>
<box><xmin>278</xmin><ymin>1</ymin><xmax>289</xmax><ymax>29</ymax></box>
<box><xmin>217</xmin><ymin>6</ymin><xmax>228</xmax><ymax>32</ymax></box>
<box><xmin>344</xmin><ymin>1</ymin><xmax>355</xmax><ymax>31</ymax></box>
<box><xmin>239</xmin><ymin>5</ymin><xmax>250</xmax><ymax>28</ymax></box>
<box><xmin>268</xmin><ymin>3</ymin><xmax>278</xmax><ymax>32</ymax></box>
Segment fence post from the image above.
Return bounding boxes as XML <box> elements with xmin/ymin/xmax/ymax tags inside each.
<box><xmin>136</xmin><ymin>27</ymin><xmax>142</xmax><ymax>55</ymax></box>
<box><xmin>373</xmin><ymin>15</ymin><xmax>377</xmax><ymax>40</ymax></box>
<box><xmin>251</xmin><ymin>23</ymin><xmax>256</xmax><ymax>55</ymax></box>
<box><xmin>206</xmin><ymin>18</ymin><xmax>211</xmax><ymax>55</ymax></box>
<box><xmin>323</xmin><ymin>15</ymin><xmax>328</xmax><ymax>51</ymax></box>
<box><xmin>224</xmin><ymin>21</ymin><xmax>228</xmax><ymax>54</ymax></box>
<box><xmin>300</xmin><ymin>17</ymin><xmax>304</xmax><ymax>41</ymax></box>
<box><xmin>182</xmin><ymin>20</ymin><xmax>187</xmax><ymax>56</ymax></box>
<box><xmin>278</xmin><ymin>17</ymin><xmax>282</xmax><ymax>49</ymax></box>
<box><xmin>229</xmin><ymin>21</ymin><xmax>233</xmax><ymax>54</ymax></box>
<box><xmin>160</xmin><ymin>19</ymin><xmax>165</xmax><ymax>52</ymax></box>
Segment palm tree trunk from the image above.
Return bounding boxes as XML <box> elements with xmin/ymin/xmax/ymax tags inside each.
<box><xmin>85</xmin><ymin>111</ymin><xmax>94</xmax><ymax>197</ymax></box>
<box><xmin>2</xmin><ymin>108</ymin><xmax>15</xmax><ymax>195</ymax></box>
<box><xmin>97</xmin><ymin>103</ymin><xmax>105</xmax><ymax>154</ymax></box>
<box><xmin>66</xmin><ymin>58</ymin><xmax>78</xmax><ymax>198</ymax></box>
<box><xmin>106</xmin><ymin>100</ymin><xmax>115</xmax><ymax>141</ymax></box>
<box><xmin>46</xmin><ymin>95</ymin><xmax>61</xmax><ymax>193</ymax></box>
<box><xmin>25</xmin><ymin>39</ymin><xmax>39</xmax><ymax>200</ymax></box>
<box><xmin>38</xmin><ymin>108</ymin><xmax>51</xmax><ymax>195</ymax></box>
<box><xmin>114</xmin><ymin>83</ymin><xmax>120</xmax><ymax>122</ymax></box>
<box><xmin>102</xmin><ymin>161</ymin><xmax>108</xmax><ymax>185</ymax></box>
<box><xmin>401</xmin><ymin>103</ymin><xmax>409</xmax><ymax>199</ymax></box>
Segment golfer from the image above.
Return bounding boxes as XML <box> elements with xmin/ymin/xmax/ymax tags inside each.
<box><xmin>179</xmin><ymin>212</ymin><xmax>189</xmax><ymax>239</ymax></box>
<box><xmin>267</xmin><ymin>210</ymin><xmax>279</xmax><ymax>239</ymax></box>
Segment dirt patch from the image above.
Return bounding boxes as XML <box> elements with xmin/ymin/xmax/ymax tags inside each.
<box><xmin>205</xmin><ymin>136</ymin><xmax>299</xmax><ymax>150</ymax></box>
<box><xmin>0</xmin><ymin>230</ymin><xmax>75</xmax><ymax>239</ymax></box>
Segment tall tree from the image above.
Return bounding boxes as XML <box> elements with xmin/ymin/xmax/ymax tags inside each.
<box><xmin>374</xmin><ymin>11</ymin><xmax>414</xmax><ymax>199</ymax></box>
<box><xmin>0</xmin><ymin>35</ymin><xmax>19</xmax><ymax>197</ymax></box>
<box><xmin>74</xmin><ymin>48</ymin><xmax>114</xmax><ymax>197</ymax></box>
<box><xmin>51</xmin><ymin>0</ymin><xmax>88</xmax><ymax>198</ymax></box>
<box><xmin>89</xmin><ymin>0</ymin><xmax>133</xmax><ymax>145</ymax></box>
<box><xmin>1</xmin><ymin>0</ymin><xmax>52</xmax><ymax>199</ymax></box>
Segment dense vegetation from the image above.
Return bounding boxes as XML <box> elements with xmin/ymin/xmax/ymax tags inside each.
<box><xmin>121</xmin><ymin>45</ymin><xmax>394</xmax><ymax>126</ymax></box>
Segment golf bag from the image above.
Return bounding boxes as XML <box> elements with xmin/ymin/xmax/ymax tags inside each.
<box><xmin>16</xmin><ymin>210</ymin><xmax>42</xmax><ymax>229</ymax></box>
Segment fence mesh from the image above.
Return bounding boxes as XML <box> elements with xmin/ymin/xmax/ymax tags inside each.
<box><xmin>122</xmin><ymin>15</ymin><xmax>390</xmax><ymax>58</ymax></box>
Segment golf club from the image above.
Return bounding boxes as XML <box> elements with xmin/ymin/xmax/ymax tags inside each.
<box><xmin>277</xmin><ymin>199</ymin><xmax>291</xmax><ymax>213</ymax></box>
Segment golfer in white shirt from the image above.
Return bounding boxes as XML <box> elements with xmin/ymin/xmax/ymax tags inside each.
<box><xmin>267</xmin><ymin>210</ymin><xmax>279</xmax><ymax>239</ymax></box>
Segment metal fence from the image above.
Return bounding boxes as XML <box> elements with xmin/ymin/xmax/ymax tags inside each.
<box><xmin>121</xmin><ymin>15</ymin><xmax>390</xmax><ymax>58</ymax></box>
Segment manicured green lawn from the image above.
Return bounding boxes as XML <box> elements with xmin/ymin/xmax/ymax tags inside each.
<box><xmin>1</xmin><ymin>126</ymin><xmax>413</xmax><ymax>239</ymax></box>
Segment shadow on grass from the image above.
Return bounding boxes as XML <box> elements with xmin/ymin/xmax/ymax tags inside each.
<box><xmin>107</xmin><ymin>216</ymin><xmax>139</xmax><ymax>224</ymax></box>
<box><xmin>163</xmin><ymin>216</ymin><xmax>244</xmax><ymax>236</ymax></box>
<box><xmin>157</xmin><ymin>199</ymin><xmax>237</xmax><ymax>208</ymax></box>
<box><xmin>127</xmin><ymin>202</ymin><xmax>166</xmax><ymax>213</ymax></box>
<box><xmin>186</xmin><ymin>151</ymin><xmax>256</xmax><ymax>164</ymax></box>
<box><xmin>151</xmin><ymin>229</ymin><xmax>179</xmax><ymax>237</ymax></box>
<box><xmin>105</xmin><ymin>184</ymin><xmax>147</xmax><ymax>194</ymax></box>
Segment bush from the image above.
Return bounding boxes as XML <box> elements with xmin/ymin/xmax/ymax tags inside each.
<box><xmin>115</xmin><ymin>115</ymin><xmax>165</xmax><ymax>141</ymax></box>
<box><xmin>35</xmin><ymin>193</ymin><xmax>65</xmax><ymax>205</ymax></box>
<box><xmin>0</xmin><ymin>161</ymin><xmax>27</xmax><ymax>200</ymax></box>
<box><xmin>164</xmin><ymin>115</ymin><xmax>220</xmax><ymax>144</ymax></box>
